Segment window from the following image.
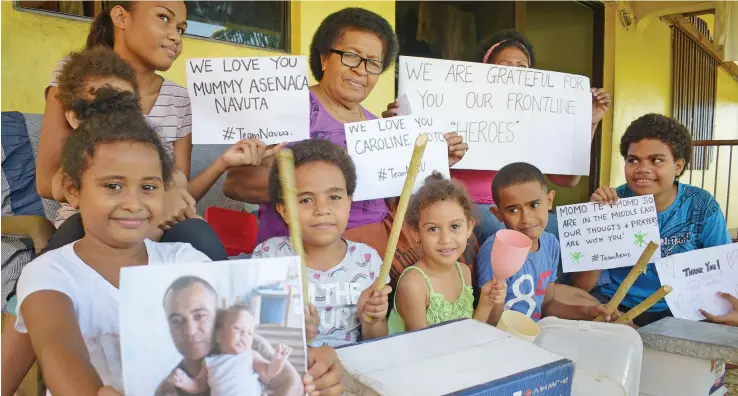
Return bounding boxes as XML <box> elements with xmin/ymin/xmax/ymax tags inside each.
<box><xmin>15</xmin><ymin>0</ymin><xmax>289</xmax><ymax>51</ymax></box>
<box><xmin>184</xmin><ymin>1</ymin><xmax>288</xmax><ymax>50</ymax></box>
<box><xmin>669</xmin><ymin>16</ymin><xmax>718</xmax><ymax>171</ymax></box>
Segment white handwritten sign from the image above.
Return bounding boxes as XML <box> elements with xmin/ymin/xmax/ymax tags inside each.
<box><xmin>186</xmin><ymin>56</ymin><xmax>310</xmax><ymax>145</ymax></box>
<box><xmin>398</xmin><ymin>56</ymin><xmax>592</xmax><ymax>175</ymax></box>
<box><xmin>656</xmin><ymin>243</ymin><xmax>738</xmax><ymax>321</ymax></box>
<box><xmin>345</xmin><ymin>115</ymin><xmax>449</xmax><ymax>201</ymax></box>
<box><xmin>556</xmin><ymin>195</ymin><xmax>661</xmax><ymax>273</ymax></box>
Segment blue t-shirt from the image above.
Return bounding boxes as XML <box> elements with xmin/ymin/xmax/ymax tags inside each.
<box><xmin>600</xmin><ymin>182</ymin><xmax>731</xmax><ymax>311</ymax></box>
<box><xmin>476</xmin><ymin>231</ymin><xmax>559</xmax><ymax>321</ymax></box>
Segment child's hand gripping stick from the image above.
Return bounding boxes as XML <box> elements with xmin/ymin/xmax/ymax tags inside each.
<box><xmin>594</xmin><ymin>241</ymin><xmax>659</xmax><ymax>322</ymax></box>
<box><xmin>276</xmin><ymin>149</ymin><xmax>312</xmax><ymax>341</ymax></box>
<box><xmin>614</xmin><ymin>285</ymin><xmax>672</xmax><ymax>325</ymax></box>
<box><xmin>364</xmin><ymin>134</ymin><xmax>429</xmax><ymax>322</ymax></box>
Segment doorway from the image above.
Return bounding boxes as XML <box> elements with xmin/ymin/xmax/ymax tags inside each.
<box><xmin>394</xmin><ymin>1</ymin><xmax>605</xmax><ymax>206</ymax></box>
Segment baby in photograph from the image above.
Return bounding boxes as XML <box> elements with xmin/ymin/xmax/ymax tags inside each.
<box><xmin>169</xmin><ymin>304</ymin><xmax>292</xmax><ymax>396</ymax></box>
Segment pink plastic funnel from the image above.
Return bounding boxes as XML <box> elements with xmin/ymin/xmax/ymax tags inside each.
<box><xmin>490</xmin><ymin>229</ymin><xmax>532</xmax><ymax>280</ymax></box>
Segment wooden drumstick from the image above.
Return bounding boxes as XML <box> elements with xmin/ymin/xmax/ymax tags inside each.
<box><xmin>595</xmin><ymin>241</ymin><xmax>659</xmax><ymax>321</ymax></box>
<box><xmin>276</xmin><ymin>150</ymin><xmax>310</xmax><ymax>317</ymax></box>
<box><xmin>614</xmin><ymin>285</ymin><xmax>672</xmax><ymax>325</ymax></box>
<box><xmin>364</xmin><ymin>134</ymin><xmax>429</xmax><ymax>322</ymax></box>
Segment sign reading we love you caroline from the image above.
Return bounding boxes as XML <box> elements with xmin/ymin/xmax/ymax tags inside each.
<box><xmin>344</xmin><ymin>115</ymin><xmax>449</xmax><ymax>201</ymax></box>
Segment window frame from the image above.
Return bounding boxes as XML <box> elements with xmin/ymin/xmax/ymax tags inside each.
<box><xmin>13</xmin><ymin>0</ymin><xmax>291</xmax><ymax>53</ymax></box>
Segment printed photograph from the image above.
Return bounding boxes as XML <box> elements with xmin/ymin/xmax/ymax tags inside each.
<box><xmin>119</xmin><ymin>257</ymin><xmax>307</xmax><ymax>396</ymax></box>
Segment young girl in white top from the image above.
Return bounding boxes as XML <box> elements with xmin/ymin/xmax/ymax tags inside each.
<box><xmin>251</xmin><ymin>139</ymin><xmax>392</xmax><ymax>348</ymax></box>
<box><xmin>15</xmin><ymin>109</ymin><xmax>212</xmax><ymax>395</ymax></box>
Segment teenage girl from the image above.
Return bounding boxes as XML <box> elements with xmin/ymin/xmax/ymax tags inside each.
<box><xmin>389</xmin><ymin>173</ymin><xmax>506</xmax><ymax>333</ymax></box>
<box><xmin>36</xmin><ymin>1</ymin><xmax>266</xmax><ymax>256</ymax></box>
<box><xmin>383</xmin><ymin>29</ymin><xmax>612</xmax><ymax>248</ymax></box>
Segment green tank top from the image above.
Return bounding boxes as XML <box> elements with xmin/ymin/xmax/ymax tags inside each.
<box><xmin>388</xmin><ymin>262</ymin><xmax>474</xmax><ymax>334</ymax></box>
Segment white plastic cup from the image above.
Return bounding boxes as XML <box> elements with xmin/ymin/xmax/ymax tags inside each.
<box><xmin>497</xmin><ymin>310</ymin><xmax>540</xmax><ymax>342</ymax></box>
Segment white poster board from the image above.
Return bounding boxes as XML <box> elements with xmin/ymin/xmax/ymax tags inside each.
<box><xmin>345</xmin><ymin>115</ymin><xmax>450</xmax><ymax>201</ymax></box>
<box><xmin>556</xmin><ymin>195</ymin><xmax>661</xmax><ymax>273</ymax></box>
<box><xmin>397</xmin><ymin>56</ymin><xmax>592</xmax><ymax>175</ymax></box>
<box><xmin>186</xmin><ymin>56</ymin><xmax>310</xmax><ymax>145</ymax></box>
<box><xmin>656</xmin><ymin>243</ymin><xmax>738</xmax><ymax>321</ymax></box>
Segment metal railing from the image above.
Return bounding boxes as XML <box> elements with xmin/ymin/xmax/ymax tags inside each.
<box><xmin>685</xmin><ymin>140</ymin><xmax>738</xmax><ymax>231</ymax></box>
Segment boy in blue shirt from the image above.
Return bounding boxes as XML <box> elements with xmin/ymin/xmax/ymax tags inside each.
<box><xmin>572</xmin><ymin>113</ymin><xmax>732</xmax><ymax>327</ymax></box>
<box><xmin>476</xmin><ymin>162</ymin><xmax>614</xmax><ymax>324</ymax></box>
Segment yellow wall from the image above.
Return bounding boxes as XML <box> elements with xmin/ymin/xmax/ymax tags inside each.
<box><xmin>607</xmin><ymin>3</ymin><xmax>738</xmax><ymax>229</ymax></box>
<box><xmin>1</xmin><ymin>1</ymin><xmax>396</xmax><ymax>116</ymax></box>
<box><xmin>524</xmin><ymin>1</ymin><xmax>594</xmax><ymax>207</ymax></box>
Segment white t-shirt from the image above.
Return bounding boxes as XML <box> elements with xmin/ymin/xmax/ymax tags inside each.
<box><xmin>205</xmin><ymin>352</ymin><xmax>263</xmax><ymax>396</ymax></box>
<box><xmin>15</xmin><ymin>240</ymin><xmax>211</xmax><ymax>394</ymax></box>
<box><xmin>251</xmin><ymin>237</ymin><xmax>388</xmax><ymax>347</ymax></box>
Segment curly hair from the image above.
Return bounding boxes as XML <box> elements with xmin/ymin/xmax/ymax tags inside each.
<box><xmin>269</xmin><ymin>139</ymin><xmax>357</xmax><ymax>204</ymax></box>
<box><xmin>57</xmin><ymin>45</ymin><xmax>139</xmax><ymax>111</ymax></box>
<box><xmin>491</xmin><ymin>162</ymin><xmax>548</xmax><ymax>205</ymax></box>
<box><xmin>309</xmin><ymin>7</ymin><xmax>399</xmax><ymax>81</ymax></box>
<box><xmin>68</xmin><ymin>87</ymin><xmax>140</xmax><ymax>122</ymax></box>
<box><xmin>477</xmin><ymin>29</ymin><xmax>536</xmax><ymax>67</ymax></box>
<box><xmin>62</xmin><ymin>107</ymin><xmax>173</xmax><ymax>189</ymax></box>
<box><xmin>407</xmin><ymin>172</ymin><xmax>474</xmax><ymax>230</ymax></box>
<box><xmin>620</xmin><ymin>114</ymin><xmax>693</xmax><ymax>174</ymax></box>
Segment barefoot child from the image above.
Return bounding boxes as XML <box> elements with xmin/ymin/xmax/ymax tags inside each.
<box><xmin>14</xmin><ymin>110</ymin><xmax>212</xmax><ymax>394</ymax></box>
<box><xmin>572</xmin><ymin>114</ymin><xmax>732</xmax><ymax>327</ymax></box>
<box><xmin>389</xmin><ymin>173</ymin><xmax>507</xmax><ymax>333</ymax></box>
<box><xmin>476</xmin><ymin>163</ymin><xmax>616</xmax><ymax>325</ymax></box>
<box><xmin>168</xmin><ymin>304</ymin><xmax>295</xmax><ymax>396</ymax></box>
<box><xmin>251</xmin><ymin>139</ymin><xmax>392</xmax><ymax>347</ymax></box>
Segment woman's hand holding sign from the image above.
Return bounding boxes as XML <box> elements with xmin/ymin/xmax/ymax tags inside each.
<box><xmin>445</xmin><ymin>132</ymin><xmax>468</xmax><ymax>167</ymax></box>
<box><xmin>591</xmin><ymin>88</ymin><xmax>612</xmax><ymax>127</ymax></box>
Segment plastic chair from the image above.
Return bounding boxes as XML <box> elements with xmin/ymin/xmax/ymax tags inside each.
<box><xmin>204</xmin><ymin>207</ymin><xmax>259</xmax><ymax>256</ymax></box>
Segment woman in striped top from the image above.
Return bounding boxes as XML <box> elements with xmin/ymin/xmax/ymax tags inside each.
<box><xmin>35</xmin><ymin>1</ymin><xmax>264</xmax><ymax>257</ymax></box>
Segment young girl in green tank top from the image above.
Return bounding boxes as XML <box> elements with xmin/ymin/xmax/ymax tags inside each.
<box><xmin>389</xmin><ymin>173</ymin><xmax>507</xmax><ymax>334</ymax></box>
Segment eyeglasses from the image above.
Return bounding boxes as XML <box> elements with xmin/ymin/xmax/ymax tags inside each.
<box><xmin>329</xmin><ymin>49</ymin><xmax>384</xmax><ymax>75</ymax></box>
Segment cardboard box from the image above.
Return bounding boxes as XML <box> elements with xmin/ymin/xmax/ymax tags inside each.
<box><xmin>337</xmin><ymin>319</ymin><xmax>573</xmax><ymax>396</ymax></box>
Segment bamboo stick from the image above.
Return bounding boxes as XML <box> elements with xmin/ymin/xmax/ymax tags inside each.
<box><xmin>615</xmin><ymin>285</ymin><xmax>673</xmax><ymax>325</ymax></box>
<box><xmin>594</xmin><ymin>241</ymin><xmax>659</xmax><ymax>321</ymax></box>
<box><xmin>364</xmin><ymin>134</ymin><xmax>429</xmax><ymax>321</ymax></box>
<box><xmin>276</xmin><ymin>149</ymin><xmax>312</xmax><ymax>340</ymax></box>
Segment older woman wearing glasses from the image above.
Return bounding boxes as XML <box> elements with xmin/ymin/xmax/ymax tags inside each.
<box><xmin>224</xmin><ymin>7</ymin><xmax>474</xmax><ymax>286</ymax></box>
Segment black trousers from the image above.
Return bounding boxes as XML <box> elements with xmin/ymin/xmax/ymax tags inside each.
<box><xmin>9</xmin><ymin>213</ymin><xmax>227</xmax><ymax>300</ymax></box>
